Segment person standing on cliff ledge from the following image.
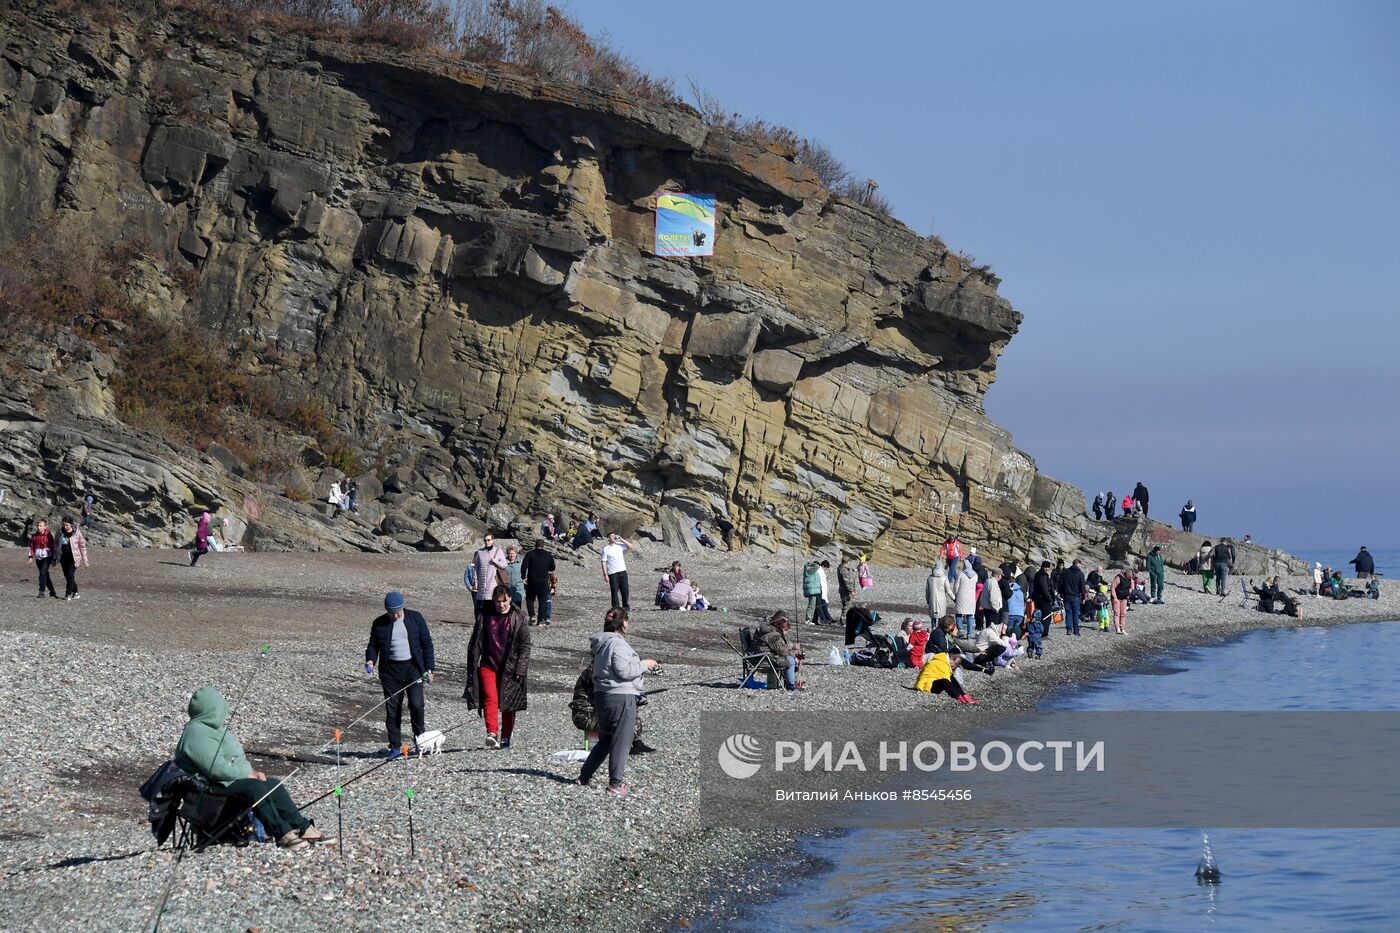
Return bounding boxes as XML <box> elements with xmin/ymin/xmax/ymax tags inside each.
<box><xmin>1180</xmin><ymin>500</ymin><xmax>1197</xmax><ymax>532</ymax></box>
<box><xmin>1133</xmin><ymin>482</ymin><xmax>1150</xmax><ymax>517</ymax></box>
<box><xmin>1104</xmin><ymin>491</ymin><xmax>1117</xmax><ymax>520</ymax></box>
<box><xmin>1092</xmin><ymin>492</ymin><xmax>1105</xmax><ymax>521</ymax></box>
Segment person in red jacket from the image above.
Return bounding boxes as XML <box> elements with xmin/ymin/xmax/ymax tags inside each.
<box><xmin>27</xmin><ymin>519</ymin><xmax>59</xmax><ymax>598</ymax></box>
<box><xmin>906</xmin><ymin>619</ymin><xmax>931</xmax><ymax>668</ymax></box>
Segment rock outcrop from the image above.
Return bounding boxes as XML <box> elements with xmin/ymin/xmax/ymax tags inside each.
<box><xmin>1107</xmin><ymin>516</ymin><xmax>1306</xmax><ymax>579</ymax></box>
<box><xmin>0</xmin><ymin>1</ymin><xmax>1096</xmax><ymax>560</ymax></box>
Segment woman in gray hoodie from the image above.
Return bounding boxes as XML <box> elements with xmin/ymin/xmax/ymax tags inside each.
<box><xmin>577</xmin><ymin>608</ymin><xmax>658</xmax><ymax>798</ymax></box>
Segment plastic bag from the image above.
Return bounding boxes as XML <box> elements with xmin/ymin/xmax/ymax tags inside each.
<box><xmin>828</xmin><ymin>645</ymin><xmax>844</xmax><ymax>666</ymax></box>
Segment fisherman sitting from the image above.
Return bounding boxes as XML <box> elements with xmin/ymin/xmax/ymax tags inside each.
<box><xmin>175</xmin><ymin>686</ymin><xmax>320</xmax><ymax>850</ymax></box>
<box><xmin>569</xmin><ymin>663</ymin><xmax>656</xmax><ymax>755</ymax></box>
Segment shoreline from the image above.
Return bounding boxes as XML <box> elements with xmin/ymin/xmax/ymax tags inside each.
<box><xmin>654</xmin><ymin>603</ymin><xmax>1400</xmax><ymax>931</ymax></box>
<box><xmin>0</xmin><ymin>547</ymin><xmax>1394</xmax><ymax>931</ymax></box>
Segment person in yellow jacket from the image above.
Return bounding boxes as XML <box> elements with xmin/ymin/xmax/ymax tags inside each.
<box><xmin>913</xmin><ymin>649</ymin><xmax>977</xmax><ymax>704</ymax></box>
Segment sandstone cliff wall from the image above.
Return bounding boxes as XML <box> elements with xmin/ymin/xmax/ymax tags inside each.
<box><xmin>0</xmin><ymin>1</ymin><xmax>1093</xmax><ymax>559</ymax></box>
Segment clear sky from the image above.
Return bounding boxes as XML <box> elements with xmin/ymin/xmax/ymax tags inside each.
<box><xmin>572</xmin><ymin>0</ymin><xmax>1398</xmax><ymax>550</ymax></box>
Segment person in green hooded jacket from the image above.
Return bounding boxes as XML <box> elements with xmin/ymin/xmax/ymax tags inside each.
<box><xmin>1146</xmin><ymin>547</ymin><xmax>1166</xmax><ymax>604</ymax></box>
<box><xmin>175</xmin><ymin>686</ymin><xmax>320</xmax><ymax>849</ymax></box>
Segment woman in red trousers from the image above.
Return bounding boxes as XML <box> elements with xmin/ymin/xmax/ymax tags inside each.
<box><xmin>464</xmin><ymin>585</ymin><xmax>531</xmax><ymax>749</ymax></box>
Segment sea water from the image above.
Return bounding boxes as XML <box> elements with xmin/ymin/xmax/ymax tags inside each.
<box><xmin>716</xmin><ymin>618</ymin><xmax>1400</xmax><ymax>931</ymax></box>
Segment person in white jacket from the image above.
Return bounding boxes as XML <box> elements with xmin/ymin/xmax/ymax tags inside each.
<box><xmin>974</xmin><ymin>619</ymin><xmax>1010</xmax><ymax>670</ymax></box>
<box><xmin>977</xmin><ymin>568</ymin><xmax>1005</xmax><ymax>632</ymax></box>
<box><xmin>577</xmin><ymin>608</ymin><xmax>658</xmax><ymax>798</ymax></box>
<box><xmin>926</xmin><ymin>558</ymin><xmax>951</xmax><ymax>621</ymax></box>
<box><xmin>953</xmin><ymin>560</ymin><xmax>978</xmax><ymax>639</ymax></box>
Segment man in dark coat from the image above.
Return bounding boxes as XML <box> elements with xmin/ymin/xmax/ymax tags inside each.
<box><xmin>1059</xmin><ymin>559</ymin><xmax>1087</xmax><ymax>637</ymax></box>
<box><xmin>1132</xmin><ymin>482</ymin><xmax>1150</xmax><ymax>517</ymax></box>
<box><xmin>1031</xmin><ymin>562</ymin><xmax>1056</xmax><ymax>641</ymax></box>
<box><xmin>521</xmin><ymin>539</ymin><xmax>557</xmax><ymax>625</ymax></box>
<box><xmin>1350</xmin><ymin>547</ymin><xmax>1375</xmax><ymax>579</ymax></box>
<box><xmin>464</xmin><ymin>586</ymin><xmax>531</xmax><ymax>749</ymax></box>
<box><xmin>366</xmin><ymin>591</ymin><xmax>436</xmax><ymax>756</ymax></box>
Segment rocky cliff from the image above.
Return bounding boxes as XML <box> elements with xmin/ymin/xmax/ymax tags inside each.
<box><xmin>0</xmin><ymin>0</ymin><xmax>1094</xmax><ymax>559</ymax></box>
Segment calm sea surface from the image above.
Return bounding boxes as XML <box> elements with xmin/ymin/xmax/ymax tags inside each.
<box><xmin>716</xmin><ymin>586</ymin><xmax>1400</xmax><ymax>932</ymax></box>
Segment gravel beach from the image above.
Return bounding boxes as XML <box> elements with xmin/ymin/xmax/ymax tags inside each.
<box><xmin>1</xmin><ymin>543</ymin><xmax>1395</xmax><ymax>932</ymax></box>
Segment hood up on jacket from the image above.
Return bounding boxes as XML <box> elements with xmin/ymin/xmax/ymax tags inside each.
<box><xmin>187</xmin><ymin>686</ymin><xmax>229</xmax><ymax>728</ymax></box>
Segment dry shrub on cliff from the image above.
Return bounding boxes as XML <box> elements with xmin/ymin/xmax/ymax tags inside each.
<box><xmin>0</xmin><ymin>221</ymin><xmax>363</xmax><ymax>479</ymax></box>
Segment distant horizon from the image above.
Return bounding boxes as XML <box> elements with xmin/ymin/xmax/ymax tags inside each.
<box><xmin>573</xmin><ymin>1</ymin><xmax>1397</xmax><ymax>550</ymax></box>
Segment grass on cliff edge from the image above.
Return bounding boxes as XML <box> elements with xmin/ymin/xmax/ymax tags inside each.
<box><xmin>0</xmin><ymin>220</ymin><xmax>363</xmax><ymax>481</ymax></box>
<box><xmin>56</xmin><ymin>0</ymin><xmax>895</xmax><ymax>217</ymax></box>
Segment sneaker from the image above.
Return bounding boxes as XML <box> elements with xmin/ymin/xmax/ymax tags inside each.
<box><xmin>577</xmin><ymin>776</ymin><xmax>591</xmax><ymax>787</ymax></box>
<box><xmin>485</xmin><ymin>734</ymin><xmax>500</xmax><ymax>750</ymax></box>
<box><xmin>606</xmin><ymin>783</ymin><xmax>630</xmax><ymax>798</ymax></box>
<box><xmin>630</xmin><ymin>739</ymin><xmax>658</xmax><ymax>755</ymax></box>
<box><xmin>277</xmin><ymin>831</ymin><xmax>309</xmax><ymax>849</ymax></box>
<box><xmin>65</xmin><ymin>595</ymin><xmax>72</xmax><ymax>601</ymax></box>
<box><xmin>528</xmin><ymin>617</ymin><xmax>538</xmax><ymax>626</ymax></box>
<box><xmin>500</xmin><ymin>738</ymin><xmax>512</xmax><ymax>749</ymax></box>
<box><xmin>299</xmin><ymin>824</ymin><xmax>324</xmax><ymax>841</ymax></box>
<box><xmin>73</xmin><ymin>593</ymin><xmax>80</xmax><ymax>600</ymax></box>
<box><xmin>385</xmin><ymin>747</ymin><xmax>404</xmax><ymax>761</ymax></box>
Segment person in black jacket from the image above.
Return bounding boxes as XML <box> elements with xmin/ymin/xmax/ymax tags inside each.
<box><xmin>1031</xmin><ymin>562</ymin><xmax>1056</xmax><ymax>641</ymax></box>
<box><xmin>1058</xmin><ymin>559</ymin><xmax>1087</xmax><ymax>636</ymax></box>
<box><xmin>1350</xmin><ymin>547</ymin><xmax>1375</xmax><ymax>579</ymax></box>
<box><xmin>365</xmin><ymin>591</ymin><xmax>436</xmax><ymax>757</ymax></box>
<box><xmin>521</xmin><ymin>539</ymin><xmax>557</xmax><ymax>625</ymax></box>
<box><xmin>1132</xmin><ymin>482</ymin><xmax>1150</xmax><ymax>517</ymax></box>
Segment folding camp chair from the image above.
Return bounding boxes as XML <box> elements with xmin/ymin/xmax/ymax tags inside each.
<box><xmin>1239</xmin><ymin>578</ymin><xmax>1257</xmax><ymax>610</ymax></box>
<box><xmin>722</xmin><ymin>628</ymin><xmax>784</xmax><ymax>688</ymax></box>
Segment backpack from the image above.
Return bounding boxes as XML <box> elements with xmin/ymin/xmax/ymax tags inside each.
<box><xmin>1114</xmin><ymin>576</ymin><xmax>1131</xmax><ymax>600</ymax></box>
<box><xmin>802</xmin><ymin>562</ymin><xmax>821</xmax><ymax>596</ymax></box>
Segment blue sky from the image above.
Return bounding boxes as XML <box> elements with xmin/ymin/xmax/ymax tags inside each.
<box><xmin>572</xmin><ymin>1</ymin><xmax>1398</xmax><ymax>549</ymax></box>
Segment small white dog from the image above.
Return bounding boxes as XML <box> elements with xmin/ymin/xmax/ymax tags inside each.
<box><xmin>414</xmin><ymin>730</ymin><xmax>445</xmax><ymax>757</ymax></box>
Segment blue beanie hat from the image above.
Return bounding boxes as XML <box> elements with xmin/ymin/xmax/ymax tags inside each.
<box><xmin>385</xmin><ymin>591</ymin><xmax>405</xmax><ymax>612</ymax></box>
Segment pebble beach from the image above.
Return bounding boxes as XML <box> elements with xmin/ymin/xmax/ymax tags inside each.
<box><xmin>1</xmin><ymin>544</ymin><xmax>1395</xmax><ymax>932</ymax></box>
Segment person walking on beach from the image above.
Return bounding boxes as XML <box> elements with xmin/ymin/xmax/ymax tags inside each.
<box><xmin>942</xmin><ymin>536</ymin><xmax>963</xmax><ymax>582</ymax></box>
<box><xmin>521</xmin><ymin>539</ymin><xmax>556</xmax><ymax>626</ymax></box>
<box><xmin>1196</xmin><ymin>541</ymin><xmax>1215</xmax><ymax>592</ymax></box>
<box><xmin>977</xmin><ymin>567</ymin><xmax>1004</xmax><ymax>632</ymax></box>
<box><xmin>1350</xmin><ymin>547</ymin><xmax>1375</xmax><ymax>579</ymax></box>
<box><xmin>953</xmin><ymin>559</ymin><xmax>978</xmax><ymax>638</ymax></box>
<box><xmin>1133</xmin><ymin>482</ymin><xmax>1150</xmax><ymax>517</ymax></box>
<box><xmin>578</xmin><ymin>607</ymin><xmax>658</xmax><ymax>796</ymax></box>
<box><xmin>189</xmin><ymin>512</ymin><xmax>211</xmax><ymax>567</ymax></box>
<box><xmin>1211</xmin><ymin>538</ymin><xmax>1236</xmax><ymax>597</ymax></box>
<box><xmin>464</xmin><ymin>585</ymin><xmax>531</xmax><ymax>749</ymax></box>
<box><xmin>600</xmin><ymin>533</ymin><xmax>632</xmax><ymax>610</ymax></box>
<box><xmin>1092</xmin><ymin>492</ymin><xmax>1105</xmax><ymax>521</ymax></box>
<box><xmin>80</xmin><ymin>493</ymin><xmax>94</xmax><ymax>528</ymax></box>
<box><xmin>504</xmin><ymin>545</ymin><xmax>525</xmax><ymax>607</ymax></box>
<box><xmin>839</xmin><ymin>556</ymin><xmax>861</xmax><ymax>620</ymax></box>
<box><xmin>471</xmin><ymin>534</ymin><xmax>508</xmax><ymax>621</ymax></box>
<box><xmin>1059</xmin><ymin>558</ymin><xmax>1086</xmax><ymax>636</ymax></box>
<box><xmin>27</xmin><ymin>519</ymin><xmax>58</xmax><ymax>598</ymax></box>
<box><xmin>1146</xmin><ymin>546</ymin><xmax>1166</xmax><ymax>604</ymax></box>
<box><xmin>1179</xmin><ymin>500</ymin><xmax>1196</xmax><ymax>532</ymax></box>
<box><xmin>56</xmin><ymin>517</ymin><xmax>89</xmax><ymax>601</ymax></box>
<box><xmin>1104</xmin><ymin>491</ymin><xmax>1117</xmax><ymax>520</ymax></box>
<box><xmin>366</xmin><ymin>591</ymin><xmax>436</xmax><ymax>757</ymax></box>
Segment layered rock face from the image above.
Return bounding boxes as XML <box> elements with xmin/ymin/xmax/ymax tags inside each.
<box><xmin>0</xmin><ymin>2</ymin><xmax>1092</xmax><ymax>559</ymax></box>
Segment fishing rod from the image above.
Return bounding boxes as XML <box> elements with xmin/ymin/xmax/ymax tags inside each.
<box><xmin>148</xmin><ymin>645</ymin><xmax>271</xmax><ymax>933</ymax></box>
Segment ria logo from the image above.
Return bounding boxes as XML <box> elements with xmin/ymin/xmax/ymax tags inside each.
<box><xmin>718</xmin><ymin>733</ymin><xmax>763</xmax><ymax>779</ymax></box>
